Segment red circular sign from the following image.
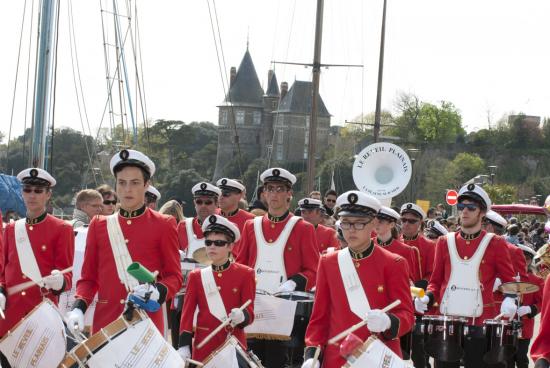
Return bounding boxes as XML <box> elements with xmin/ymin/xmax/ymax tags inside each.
<box><xmin>446</xmin><ymin>190</ymin><xmax>458</xmax><ymax>206</ymax></box>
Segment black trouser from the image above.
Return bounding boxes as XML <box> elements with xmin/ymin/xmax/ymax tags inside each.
<box><xmin>0</xmin><ymin>352</ymin><xmax>11</xmax><ymax>368</ymax></box>
<box><xmin>247</xmin><ymin>338</ymin><xmax>288</xmax><ymax>368</ymax></box>
<box><xmin>506</xmin><ymin>338</ymin><xmax>530</xmax><ymax>368</ymax></box>
<box><xmin>433</xmin><ymin>325</ymin><xmax>503</xmax><ymax>368</ymax></box>
<box><xmin>170</xmin><ymin>307</ymin><xmax>182</xmax><ymax>348</ymax></box>
<box><xmin>410</xmin><ymin>316</ymin><xmax>431</xmax><ymax>368</ymax></box>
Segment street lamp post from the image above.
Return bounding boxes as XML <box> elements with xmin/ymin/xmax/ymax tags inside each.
<box><xmin>407</xmin><ymin>148</ymin><xmax>420</xmax><ymax>202</ymax></box>
<box><xmin>488</xmin><ymin>165</ymin><xmax>498</xmax><ymax>185</ymax></box>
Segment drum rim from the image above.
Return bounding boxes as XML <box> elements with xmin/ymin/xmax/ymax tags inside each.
<box><xmin>483</xmin><ymin>319</ymin><xmax>512</xmax><ymax>325</ymax></box>
<box><xmin>425</xmin><ymin>315</ymin><xmax>468</xmax><ymax>322</ymax></box>
<box><xmin>273</xmin><ymin>291</ymin><xmax>314</xmax><ymax>301</ymax></box>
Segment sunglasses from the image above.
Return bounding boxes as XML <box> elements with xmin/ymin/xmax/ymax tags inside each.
<box><xmin>103</xmin><ymin>200</ymin><xmax>117</xmax><ymax>205</ymax></box>
<box><xmin>205</xmin><ymin>239</ymin><xmax>230</xmax><ymax>247</ymax></box>
<box><xmin>195</xmin><ymin>199</ymin><xmax>214</xmax><ymax>206</ymax></box>
<box><xmin>221</xmin><ymin>190</ymin><xmax>238</xmax><ymax>197</ymax></box>
<box><xmin>23</xmin><ymin>187</ymin><xmax>46</xmax><ymax>194</ymax></box>
<box><xmin>401</xmin><ymin>218</ymin><xmax>420</xmax><ymax>224</ymax></box>
<box><xmin>325</xmin><ymin>198</ymin><xmax>336</xmax><ymax>203</ymax></box>
<box><xmin>457</xmin><ymin>203</ymin><xmax>479</xmax><ymax>212</ymax></box>
<box><xmin>265</xmin><ymin>185</ymin><xmax>288</xmax><ymax>193</ymax></box>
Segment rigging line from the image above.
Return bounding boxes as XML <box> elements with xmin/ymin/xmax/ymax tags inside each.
<box><xmin>134</xmin><ymin>4</ymin><xmax>152</xmax><ymax>153</ymax></box>
<box><xmin>23</xmin><ymin>0</ymin><xmax>37</xmax><ymax>167</ymax></box>
<box><xmin>268</xmin><ymin>0</ymin><xmax>297</xmax><ymax>169</ymax></box>
<box><xmin>49</xmin><ymin>0</ymin><xmax>61</xmax><ymax>175</ymax></box>
<box><xmin>211</xmin><ymin>0</ymin><xmax>243</xmax><ymax>178</ymax></box>
<box><xmin>360</xmin><ymin>0</ymin><xmax>364</xmax><ymax>123</ymax></box>
<box><xmin>100</xmin><ymin>1</ymin><xmax>117</xmax><ymax>139</ymax></box>
<box><xmin>67</xmin><ymin>0</ymin><xmax>100</xmax><ymax>185</ymax></box>
<box><xmin>207</xmin><ymin>0</ymin><xmax>243</xmax><ymax>178</ymax></box>
<box><xmin>6</xmin><ymin>0</ymin><xmax>29</xmax><ymax>172</ymax></box>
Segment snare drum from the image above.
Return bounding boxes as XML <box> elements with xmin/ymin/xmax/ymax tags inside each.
<box><xmin>60</xmin><ymin>309</ymin><xmax>184</xmax><ymax>367</ymax></box>
<box><xmin>422</xmin><ymin>315</ymin><xmax>467</xmax><ymax>362</ymax></box>
<box><xmin>274</xmin><ymin>291</ymin><xmax>313</xmax><ymax>343</ymax></box>
<box><xmin>202</xmin><ymin>336</ymin><xmax>260</xmax><ymax>368</ymax></box>
<box><xmin>483</xmin><ymin>319</ymin><xmax>519</xmax><ymax>364</ymax></box>
<box><xmin>342</xmin><ymin>336</ymin><xmax>414</xmax><ymax>368</ymax></box>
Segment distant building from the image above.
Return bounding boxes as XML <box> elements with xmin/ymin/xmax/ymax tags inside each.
<box><xmin>508</xmin><ymin>115</ymin><xmax>541</xmax><ymax>127</ymax></box>
<box><xmin>213</xmin><ymin>48</ymin><xmax>331</xmax><ymax>179</ymax></box>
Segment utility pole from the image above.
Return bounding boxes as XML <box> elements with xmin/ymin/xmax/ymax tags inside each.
<box><xmin>373</xmin><ymin>0</ymin><xmax>388</xmax><ymax>143</ymax></box>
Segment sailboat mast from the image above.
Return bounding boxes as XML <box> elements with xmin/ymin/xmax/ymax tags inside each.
<box><xmin>373</xmin><ymin>0</ymin><xmax>388</xmax><ymax>143</ymax></box>
<box><xmin>30</xmin><ymin>0</ymin><xmax>60</xmax><ymax>169</ymax></box>
<box><xmin>306</xmin><ymin>0</ymin><xmax>325</xmax><ymax>194</ymax></box>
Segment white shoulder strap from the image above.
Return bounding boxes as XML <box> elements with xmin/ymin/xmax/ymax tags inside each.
<box><xmin>106</xmin><ymin>214</ymin><xmax>139</xmax><ymax>291</ymax></box>
<box><xmin>14</xmin><ymin>219</ymin><xmax>43</xmax><ymax>284</ymax></box>
<box><xmin>185</xmin><ymin>218</ymin><xmax>196</xmax><ymax>242</ymax></box>
<box><xmin>337</xmin><ymin>249</ymin><xmax>371</xmax><ymax>319</ymax></box>
<box><xmin>200</xmin><ymin>267</ymin><xmax>228</xmax><ymax>322</ymax></box>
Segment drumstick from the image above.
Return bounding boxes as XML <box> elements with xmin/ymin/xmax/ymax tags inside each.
<box><xmin>7</xmin><ymin>267</ymin><xmax>73</xmax><ymax>296</ymax></box>
<box><xmin>185</xmin><ymin>358</ymin><xmax>204</xmax><ymax>367</ymax></box>
<box><xmin>0</xmin><ymin>309</ymin><xmax>4</xmax><ymax>319</ymax></box>
<box><xmin>494</xmin><ymin>313</ymin><xmax>505</xmax><ymax>320</ymax></box>
<box><xmin>197</xmin><ymin>299</ymin><xmax>252</xmax><ymax>349</ymax></box>
<box><xmin>311</xmin><ymin>346</ymin><xmax>321</xmax><ymax>367</ymax></box>
<box><xmin>328</xmin><ymin>299</ymin><xmax>401</xmax><ymax>345</ymax></box>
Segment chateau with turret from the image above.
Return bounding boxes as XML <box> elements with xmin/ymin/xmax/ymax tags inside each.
<box><xmin>213</xmin><ymin>48</ymin><xmax>331</xmax><ymax>179</ymax></box>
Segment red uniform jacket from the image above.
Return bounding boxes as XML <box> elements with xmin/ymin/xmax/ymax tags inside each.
<box><xmin>0</xmin><ymin>214</ymin><xmax>74</xmax><ymax>337</ymax></box>
<box><xmin>493</xmin><ymin>242</ymin><xmax>529</xmax><ymax>309</ymax></box>
<box><xmin>519</xmin><ymin>272</ymin><xmax>544</xmax><ymax>339</ymax></box>
<box><xmin>402</xmin><ymin>234</ymin><xmax>434</xmax><ymax>284</ymax></box>
<box><xmin>531</xmin><ymin>276</ymin><xmax>550</xmax><ymax>362</ymax></box>
<box><xmin>177</xmin><ymin>217</ymin><xmax>204</xmax><ymax>252</ymax></box>
<box><xmin>180</xmin><ymin>262</ymin><xmax>255</xmax><ymax>362</ymax></box>
<box><xmin>374</xmin><ymin>238</ymin><xmax>417</xmax><ymax>282</ymax></box>
<box><xmin>315</xmin><ymin>224</ymin><xmax>339</xmax><ymax>254</ymax></box>
<box><xmin>75</xmin><ymin>208</ymin><xmax>182</xmax><ymax>333</ymax></box>
<box><xmin>427</xmin><ymin>231</ymin><xmax>515</xmax><ymax>325</ymax></box>
<box><xmin>236</xmin><ymin>213</ymin><xmax>319</xmax><ymax>291</ymax></box>
<box><xmin>218</xmin><ymin>209</ymin><xmax>255</xmax><ymax>256</ymax></box>
<box><xmin>305</xmin><ymin>247</ymin><xmax>415</xmax><ymax>367</ymax></box>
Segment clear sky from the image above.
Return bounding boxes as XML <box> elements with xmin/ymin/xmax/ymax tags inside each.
<box><xmin>1</xmin><ymin>0</ymin><xmax>550</xmax><ymax>141</ymax></box>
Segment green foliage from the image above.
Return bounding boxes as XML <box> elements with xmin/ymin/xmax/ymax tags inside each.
<box><xmin>443</xmin><ymin>153</ymin><xmax>485</xmax><ymax>188</ymax></box>
<box><xmin>417</xmin><ymin>101</ymin><xmax>465</xmax><ymax>143</ymax></box>
<box><xmin>484</xmin><ymin>184</ymin><xmax>517</xmax><ymax>204</ymax></box>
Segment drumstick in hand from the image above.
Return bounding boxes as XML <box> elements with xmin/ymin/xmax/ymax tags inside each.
<box><xmin>328</xmin><ymin>299</ymin><xmax>401</xmax><ymax>345</ymax></box>
<box><xmin>311</xmin><ymin>346</ymin><xmax>321</xmax><ymax>367</ymax></box>
<box><xmin>185</xmin><ymin>358</ymin><xmax>204</xmax><ymax>367</ymax></box>
<box><xmin>197</xmin><ymin>299</ymin><xmax>252</xmax><ymax>349</ymax></box>
<box><xmin>7</xmin><ymin>267</ymin><xmax>73</xmax><ymax>296</ymax></box>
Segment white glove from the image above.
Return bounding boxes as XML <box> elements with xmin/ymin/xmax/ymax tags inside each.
<box><xmin>493</xmin><ymin>277</ymin><xmax>502</xmax><ymax>292</ymax></box>
<box><xmin>500</xmin><ymin>297</ymin><xmax>518</xmax><ymax>318</ymax></box>
<box><xmin>132</xmin><ymin>284</ymin><xmax>160</xmax><ymax>302</ymax></box>
<box><xmin>513</xmin><ymin>273</ymin><xmax>521</xmax><ymax>282</ymax></box>
<box><xmin>301</xmin><ymin>358</ymin><xmax>320</xmax><ymax>368</ymax></box>
<box><xmin>277</xmin><ymin>280</ymin><xmax>297</xmax><ymax>293</ymax></box>
<box><xmin>366</xmin><ymin>309</ymin><xmax>391</xmax><ymax>333</ymax></box>
<box><xmin>0</xmin><ymin>293</ymin><xmax>6</xmax><ymax>311</ymax></box>
<box><xmin>177</xmin><ymin>345</ymin><xmax>191</xmax><ymax>361</ymax></box>
<box><xmin>43</xmin><ymin>269</ymin><xmax>64</xmax><ymax>291</ymax></box>
<box><xmin>414</xmin><ymin>295</ymin><xmax>429</xmax><ymax>314</ymax></box>
<box><xmin>229</xmin><ymin>308</ymin><xmax>245</xmax><ymax>327</ymax></box>
<box><xmin>67</xmin><ymin>308</ymin><xmax>85</xmax><ymax>332</ymax></box>
<box><xmin>517</xmin><ymin>305</ymin><xmax>532</xmax><ymax>317</ymax></box>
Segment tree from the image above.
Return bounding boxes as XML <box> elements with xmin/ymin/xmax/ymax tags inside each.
<box><xmin>443</xmin><ymin>153</ymin><xmax>486</xmax><ymax>188</ymax></box>
<box><xmin>389</xmin><ymin>92</ymin><xmax>422</xmax><ymax>142</ymax></box>
<box><xmin>484</xmin><ymin>184</ymin><xmax>517</xmax><ymax>204</ymax></box>
<box><xmin>417</xmin><ymin>101</ymin><xmax>465</xmax><ymax>144</ymax></box>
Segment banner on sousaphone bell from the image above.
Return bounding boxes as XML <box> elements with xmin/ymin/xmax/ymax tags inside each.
<box><xmin>352</xmin><ymin>143</ymin><xmax>412</xmax><ymax>201</ymax></box>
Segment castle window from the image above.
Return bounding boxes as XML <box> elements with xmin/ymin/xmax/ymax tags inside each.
<box><xmin>303</xmin><ymin>146</ymin><xmax>308</xmax><ymax>159</ymax></box>
<box><xmin>236</xmin><ymin>110</ymin><xmax>245</xmax><ymax>125</ymax></box>
<box><xmin>253</xmin><ymin>111</ymin><xmax>261</xmax><ymax>125</ymax></box>
<box><xmin>277</xmin><ymin>129</ymin><xmax>284</xmax><ymax>144</ymax></box>
<box><xmin>276</xmin><ymin>144</ymin><xmax>283</xmax><ymax>160</ymax></box>
<box><xmin>220</xmin><ymin>110</ymin><xmax>228</xmax><ymax>126</ymax></box>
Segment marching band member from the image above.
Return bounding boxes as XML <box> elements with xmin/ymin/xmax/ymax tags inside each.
<box><xmin>236</xmin><ymin>167</ymin><xmax>319</xmax><ymax>368</ymax></box>
<box><xmin>374</xmin><ymin>206</ymin><xmax>418</xmax><ymax>282</ymax></box>
<box><xmin>68</xmin><ymin>149</ymin><xmax>182</xmax><ymax>334</ymax></box>
<box><xmin>415</xmin><ymin>184</ymin><xmax>517</xmax><ymax>368</ymax></box>
<box><xmin>178</xmin><ymin>215</ymin><xmax>255</xmax><ymax>364</ymax></box>
<box><xmin>507</xmin><ymin>245</ymin><xmax>543</xmax><ymax>368</ymax></box>
<box><xmin>424</xmin><ymin>219</ymin><xmax>448</xmax><ymax>240</ymax></box>
<box><xmin>302</xmin><ymin>191</ymin><xmax>414</xmax><ymax>368</ymax></box>
<box><xmin>145</xmin><ymin>185</ymin><xmax>161</xmax><ymax>210</ymax></box>
<box><xmin>216</xmin><ymin>178</ymin><xmax>254</xmax><ymax>254</ymax></box>
<box><xmin>531</xmin><ymin>270</ymin><xmax>550</xmax><ymax>368</ymax></box>
<box><xmin>298</xmin><ymin>198</ymin><xmax>339</xmax><ymax>253</ymax></box>
<box><xmin>178</xmin><ymin>182</ymin><xmax>220</xmax><ymax>254</ymax></box>
<box><xmin>399</xmin><ymin>202</ymin><xmax>432</xmax><ymax>368</ymax></box>
<box><xmin>0</xmin><ymin>168</ymin><xmax>74</xmax><ymax>367</ymax></box>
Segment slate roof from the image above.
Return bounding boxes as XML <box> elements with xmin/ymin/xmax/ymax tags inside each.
<box><xmin>265</xmin><ymin>72</ymin><xmax>280</xmax><ymax>97</ymax></box>
<box><xmin>224</xmin><ymin>50</ymin><xmax>264</xmax><ymax>107</ymax></box>
<box><xmin>274</xmin><ymin>80</ymin><xmax>330</xmax><ymax>117</ymax></box>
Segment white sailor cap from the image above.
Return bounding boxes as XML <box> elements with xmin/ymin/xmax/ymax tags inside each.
<box><xmin>458</xmin><ymin>183</ymin><xmax>491</xmax><ymax>209</ymax></box>
<box><xmin>518</xmin><ymin>244</ymin><xmax>537</xmax><ymax>258</ymax></box>
<box><xmin>298</xmin><ymin>198</ymin><xmax>323</xmax><ymax>210</ymax></box>
<box><xmin>146</xmin><ymin>185</ymin><xmax>161</xmax><ymax>201</ymax></box>
<box><xmin>400</xmin><ymin>203</ymin><xmax>426</xmax><ymax>220</ymax></box>
<box><xmin>377</xmin><ymin>206</ymin><xmax>400</xmax><ymax>222</ymax></box>
<box><xmin>335</xmin><ymin>220</ymin><xmax>344</xmax><ymax>240</ymax></box>
<box><xmin>216</xmin><ymin>178</ymin><xmax>245</xmax><ymax>193</ymax></box>
<box><xmin>192</xmin><ymin>182</ymin><xmax>221</xmax><ymax>197</ymax></box>
<box><xmin>336</xmin><ymin>190</ymin><xmax>381</xmax><ymax>217</ymax></box>
<box><xmin>110</xmin><ymin>149</ymin><xmax>156</xmax><ymax>177</ymax></box>
<box><xmin>17</xmin><ymin>168</ymin><xmax>56</xmax><ymax>187</ymax></box>
<box><xmin>485</xmin><ymin>210</ymin><xmax>507</xmax><ymax>228</ymax></box>
<box><xmin>202</xmin><ymin>214</ymin><xmax>241</xmax><ymax>243</ymax></box>
<box><xmin>260</xmin><ymin>168</ymin><xmax>297</xmax><ymax>186</ymax></box>
<box><xmin>427</xmin><ymin>219</ymin><xmax>448</xmax><ymax>236</ymax></box>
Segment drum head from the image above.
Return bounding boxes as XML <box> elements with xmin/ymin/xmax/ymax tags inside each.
<box><xmin>192</xmin><ymin>247</ymin><xmax>212</xmax><ymax>265</ymax></box>
<box><xmin>483</xmin><ymin>345</ymin><xmax>517</xmax><ymax>365</ymax></box>
<box><xmin>425</xmin><ymin>340</ymin><xmax>464</xmax><ymax>362</ymax></box>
